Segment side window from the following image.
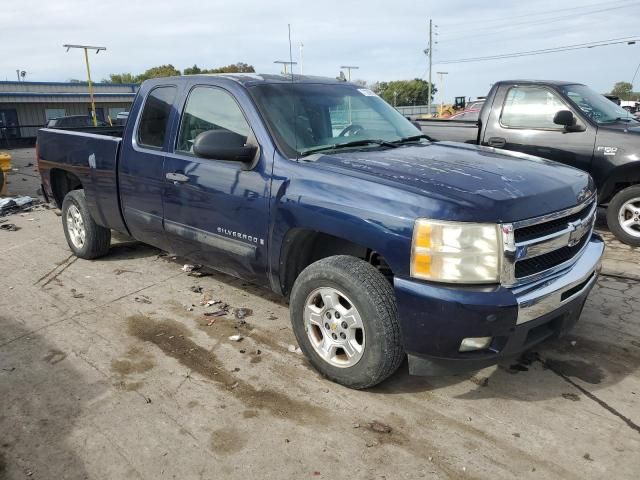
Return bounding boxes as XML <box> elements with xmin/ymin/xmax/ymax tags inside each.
<box><xmin>137</xmin><ymin>86</ymin><xmax>177</xmax><ymax>149</ymax></box>
<box><xmin>501</xmin><ymin>87</ymin><xmax>566</xmax><ymax>129</ymax></box>
<box><xmin>176</xmin><ymin>87</ymin><xmax>250</xmax><ymax>153</ymax></box>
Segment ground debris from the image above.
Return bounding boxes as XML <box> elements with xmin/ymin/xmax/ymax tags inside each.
<box><xmin>583</xmin><ymin>453</ymin><xmax>594</xmax><ymax>461</ymax></box>
<box><xmin>189</xmin><ymin>285</ymin><xmax>203</xmax><ymax>293</ymax></box>
<box><xmin>288</xmin><ymin>344</ymin><xmax>303</xmax><ymax>354</ymax></box>
<box><xmin>369</xmin><ymin>421</ymin><xmax>392</xmax><ymax>434</ymax></box>
<box><xmin>0</xmin><ymin>223</ymin><xmax>18</xmax><ymax>231</ymax></box>
<box><xmin>234</xmin><ymin>308</ymin><xmax>253</xmax><ymax>320</ymax></box>
<box><xmin>229</xmin><ymin>335</ymin><xmax>243</xmax><ymax>342</ymax></box>
<box><xmin>561</xmin><ymin>393</ymin><xmax>580</xmax><ymax>401</ymax></box>
<box><xmin>0</xmin><ymin>195</ymin><xmax>35</xmax><ymax>216</ymax></box>
<box><xmin>70</xmin><ymin>288</ymin><xmax>84</xmax><ymax>299</ymax></box>
<box><xmin>134</xmin><ymin>295</ymin><xmax>152</xmax><ymax>304</ymax></box>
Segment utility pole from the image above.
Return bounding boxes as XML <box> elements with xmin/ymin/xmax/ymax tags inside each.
<box><xmin>63</xmin><ymin>44</ymin><xmax>106</xmax><ymax>127</ymax></box>
<box><xmin>427</xmin><ymin>19</ymin><xmax>433</xmax><ymax>117</ymax></box>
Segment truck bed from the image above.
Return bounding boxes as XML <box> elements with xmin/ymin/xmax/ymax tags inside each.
<box><xmin>37</xmin><ymin>127</ymin><xmax>127</xmax><ymax>233</ymax></box>
<box><xmin>417</xmin><ymin>119</ymin><xmax>479</xmax><ymax>144</ymax></box>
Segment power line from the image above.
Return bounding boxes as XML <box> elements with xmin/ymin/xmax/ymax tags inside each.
<box><xmin>442</xmin><ymin>2</ymin><xmax>639</xmax><ymax>42</ymax></box>
<box><xmin>441</xmin><ymin>0</ymin><xmax>637</xmax><ymax>29</ymax></box>
<box><xmin>436</xmin><ymin>36</ymin><xmax>639</xmax><ymax>65</ymax></box>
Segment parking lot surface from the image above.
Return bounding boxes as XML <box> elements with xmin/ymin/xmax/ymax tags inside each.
<box><xmin>1</xmin><ymin>148</ymin><xmax>639</xmax><ymax>479</ymax></box>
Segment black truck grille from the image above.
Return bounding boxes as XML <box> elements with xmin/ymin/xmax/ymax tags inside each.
<box><xmin>515</xmin><ymin>233</ymin><xmax>590</xmax><ymax>278</ymax></box>
<box><xmin>511</xmin><ymin>199</ymin><xmax>595</xmax><ymax>281</ymax></box>
<box><xmin>514</xmin><ymin>200</ymin><xmax>595</xmax><ymax>243</ymax></box>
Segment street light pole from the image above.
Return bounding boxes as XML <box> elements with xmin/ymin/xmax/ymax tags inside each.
<box><xmin>274</xmin><ymin>60</ymin><xmax>297</xmax><ymax>75</ymax></box>
<box><xmin>299</xmin><ymin>43</ymin><xmax>304</xmax><ymax>75</ymax></box>
<box><xmin>340</xmin><ymin>66</ymin><xmax>359</xmax><ymax>124</ymax></box>
<box><xmin>63</xmin><ymin>44</ymin><xmax>106</xmax><ymax>127</ymax></box>
<box><xmin>339</xmin><ymin>65</ymin><xmax>359</xmax><ymax>82</ymax></box>
<box><xmin>436</xmin><ymin>71</ymin><xmax>448</xmax><ymax>117</ymax></box>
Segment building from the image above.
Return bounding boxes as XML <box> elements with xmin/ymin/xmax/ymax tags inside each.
<box><xmin>0</xmin><ymin>81</ymin><xmax>137</xmax><ymax>145</ymax></box>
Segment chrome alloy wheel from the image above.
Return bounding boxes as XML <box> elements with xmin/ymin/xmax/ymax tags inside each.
<box><xmin>303</xmin><ymin>287</ymin><xmax>365</xmax><ymax>368</ymax></box>
<box><xmin>66</xmin><ymin>204</ymin><xmax>86</xmax><ymax>249</ymax></box>
<box><xmin>618</xmin><ymin>197</ymin><xmax>640</xmax><ymax>238</ymax></box>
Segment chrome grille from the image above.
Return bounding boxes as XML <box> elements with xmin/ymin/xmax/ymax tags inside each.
<box><xmin>500</xmin><ymin>197</ymin><xmax>597</xmax><ymax>287</ymax></box>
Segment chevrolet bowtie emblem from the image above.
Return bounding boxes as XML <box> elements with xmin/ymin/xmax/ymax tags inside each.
<box><xmin>567</xmin><ymin>219</ymin><xmax>586</xmax><ymax>247</ymax></box>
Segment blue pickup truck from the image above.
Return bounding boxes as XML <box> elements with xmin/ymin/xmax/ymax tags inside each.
<box><xmin>37</xmin><ymin>74</ymin><xmax>604</xmax><ymax>388</ymax></box>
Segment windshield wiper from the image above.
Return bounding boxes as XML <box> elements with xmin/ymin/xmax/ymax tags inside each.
<box><xmin>300</xmin><ymin>139</ymin><xmax>398</xmax><ymax>156</ymax></box>
<box><xmin>392</xmin><ymin>134</ymin><xmax>431</xmax><ymax>144</ymax></box>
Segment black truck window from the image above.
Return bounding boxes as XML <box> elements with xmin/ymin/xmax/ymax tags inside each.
<box><xmin>137</xmin><ymin>86</ymin><xmax>177</xmax><ymax>149</ymax></box>
<box><xmin>500</xmin><ymin>86</ymin><xmax>565</xmax><ymax>130</ymax></box>
<box><xmin>176</xmin><ymin>86</ymin><xmax>250</xmax><ymax>153</ymax></box>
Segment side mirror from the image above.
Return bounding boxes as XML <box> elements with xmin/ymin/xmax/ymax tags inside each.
<box><xmin>553</xmin><ymin>110</ymin><xmax>584</xmax><ymax>132</ymax></box>
<box><xmin>193</xmin><ymin>130</ymin><xmax>257</xmax><ymax>161</ymax></box>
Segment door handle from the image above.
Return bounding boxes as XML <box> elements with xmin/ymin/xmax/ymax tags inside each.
<box><xmin>487</xmin><ymin>137</ymin><xmax>506</xmax><ymax>148</ymax></box>
<box><xmin>166</xmin><ymin>172</ymin><xmax>189</xmax><ymax>184</ymax></box>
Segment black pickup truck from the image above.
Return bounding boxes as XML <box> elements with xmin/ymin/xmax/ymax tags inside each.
<box><xmin>419</xmin><ymin>80</ymin><xmax>640</xmax><ymax>246</ymax></box>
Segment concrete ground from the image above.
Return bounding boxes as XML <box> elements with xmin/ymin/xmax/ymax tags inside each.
<box><xmin>1</xmin><ymin>148</ymin><xmax>639</xmax><ymax>479</ymax></box>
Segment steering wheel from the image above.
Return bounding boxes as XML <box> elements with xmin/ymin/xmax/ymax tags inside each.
<box><xmin>338</xmin><ymin>124</ymin><xmax>365</xmax><ymax>137</ymax></box>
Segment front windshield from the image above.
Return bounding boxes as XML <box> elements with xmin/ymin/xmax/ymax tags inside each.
<box><xmin>249</xmin><ymin>83</ymin><xmax>422</xmax><ymax>157</ymax></box>
<box><xmin>560</xmin><ymin>84</ymin><xmax>638</xmax><ymax>124</ymax></box>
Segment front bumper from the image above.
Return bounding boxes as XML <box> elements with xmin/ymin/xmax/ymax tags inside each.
<box><xmin>394</xmin><ymin>233</ymin><xmax>604</xmax><ymax>376</ymax></box>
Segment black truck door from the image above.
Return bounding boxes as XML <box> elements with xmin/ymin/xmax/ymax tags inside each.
<box><xmin>481</xmin><ymin>85</ymin><xmax>595</xmax><ymax>173</ymax></box>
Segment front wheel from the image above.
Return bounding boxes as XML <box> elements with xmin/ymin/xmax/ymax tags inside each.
<box><xmin>289</xmin><ymin>255</ymin><xmax>403</xmax><ymax>389</ymax></box>
<box><xmin>62</xmin><ymin>189</ymin><xmax>111</xmax><ymax>259</ymax></box>
<box><xmin>607</xmin><ymin>185</ymin><xmax>640</xmax><ymax>247</ymax></box>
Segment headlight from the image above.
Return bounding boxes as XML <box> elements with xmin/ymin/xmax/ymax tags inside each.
<box><xmin>411</xmin><ymin>219</ymin><xmax>501</xmax><ymax>283</ymax></box>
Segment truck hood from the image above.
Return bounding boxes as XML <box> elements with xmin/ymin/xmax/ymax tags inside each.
<box><xmin>597</xmin><ymin>121</ymin><xmax>640</xmax><ymax>133</ymax></box>
<box><xmin>304</xmin><ymin>142</ymin><xmax>594</xmax><ymax>223</ymax></box>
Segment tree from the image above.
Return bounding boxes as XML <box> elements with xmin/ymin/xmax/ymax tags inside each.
<box><xmin>104</xmin><ymin>73</ymin><xmax>137</xmax><ymax>84</ymax></box>
<box><xmin>136</xmin><ymin>65</ymin><xmax>181</xmax><ymax>82</ymax></box>
<box><xmin>183</xmin><ymin>62</ymin><xmax>255</xmax><ymax>75</ymax></box>
<box><xmin>373</xmin><ymin>79</ymin><xmax>436</xmax><ymax>106</ymax></box>
<box><xmin>183</xmin><ymin>64</ymin><xmax>202</xmax><ymax>75</ymax></box>
<box><xmin>204</xmin><ymin>62</ymin><xmax>255</xmax><ymax>74</ymax></box>
<box><xmin>611</xmin><ymin>81</ymin><xmax>635</xmax><ymax>100</ymax></box>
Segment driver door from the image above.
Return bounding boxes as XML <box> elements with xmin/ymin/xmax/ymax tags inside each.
<box><xmin>162</xmin><ymin>84</ymin><xmax>270</xmax><ymax>281</ymax></box>
<box><xmin>482</xmin><ymin>85</ymin><xmax>595</xmax><ymax>173</ymax></box>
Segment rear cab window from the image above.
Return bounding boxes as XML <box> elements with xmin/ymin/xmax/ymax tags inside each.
<box><xmin>137</xmin><ymin>86</ymin><xmax>177</xmax><ymax>149</ymax></box>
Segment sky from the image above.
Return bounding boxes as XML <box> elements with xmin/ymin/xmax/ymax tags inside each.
<box><xmin>2</xmin><ymin>0</ymin><xmax>640</xmax><ymax>101</ymax></box>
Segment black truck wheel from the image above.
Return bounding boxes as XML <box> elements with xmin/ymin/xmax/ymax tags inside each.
<box><xmin>607</xmin><ymin>185</ymin><xmax>640</xmax><ymax>247</ymax></box>
<box><xmin>289</xmin><ymin>255</ymin><xmax>404</xmax><ymax>389</ymax></box>
<box><xmin>61</xmin><ymin>189</ymin><xmax>111</xmax><ymax>259</ymax></box>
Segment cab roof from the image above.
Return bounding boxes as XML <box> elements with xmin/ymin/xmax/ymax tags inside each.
<box><xmin>146</xmin><ymin>73</ymin><xmax>351</xmax><ymax>88</ymax></box>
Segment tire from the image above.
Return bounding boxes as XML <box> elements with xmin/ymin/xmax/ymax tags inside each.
<box><xmin>61</xmin><ymin>189</ymin><xmax>111</xmax><ymax>259</ymax></box>
<box><xmin>606</xmin><ymin>185</ymin><xmax>640</xmax><ymax>247</ymax></box>
<box><xmin>289</xmin><ymin>255</ymin><xmax>403</xmax><ymax>389</ymax></box>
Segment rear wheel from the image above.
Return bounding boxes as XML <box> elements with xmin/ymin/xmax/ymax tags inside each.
<box><xmin>62</xmin><ymin>189</ymin><xmax>111</xmax><ymax>259</ymax></box>
<box><xmin>607</xmin><ymin>185</ymin><xmax>640</xmax><ymax>246</ymax></box>
<box><xmin>289</xmin><ymin>255</ymin><xmax>403</xmax><ymax>389</ymax></box>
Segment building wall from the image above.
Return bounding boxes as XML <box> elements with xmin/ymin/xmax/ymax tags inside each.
<box><xmin>0</xmin><ymin>101</ymin><xmax>132</xmax><ymax>138</ymax></box>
